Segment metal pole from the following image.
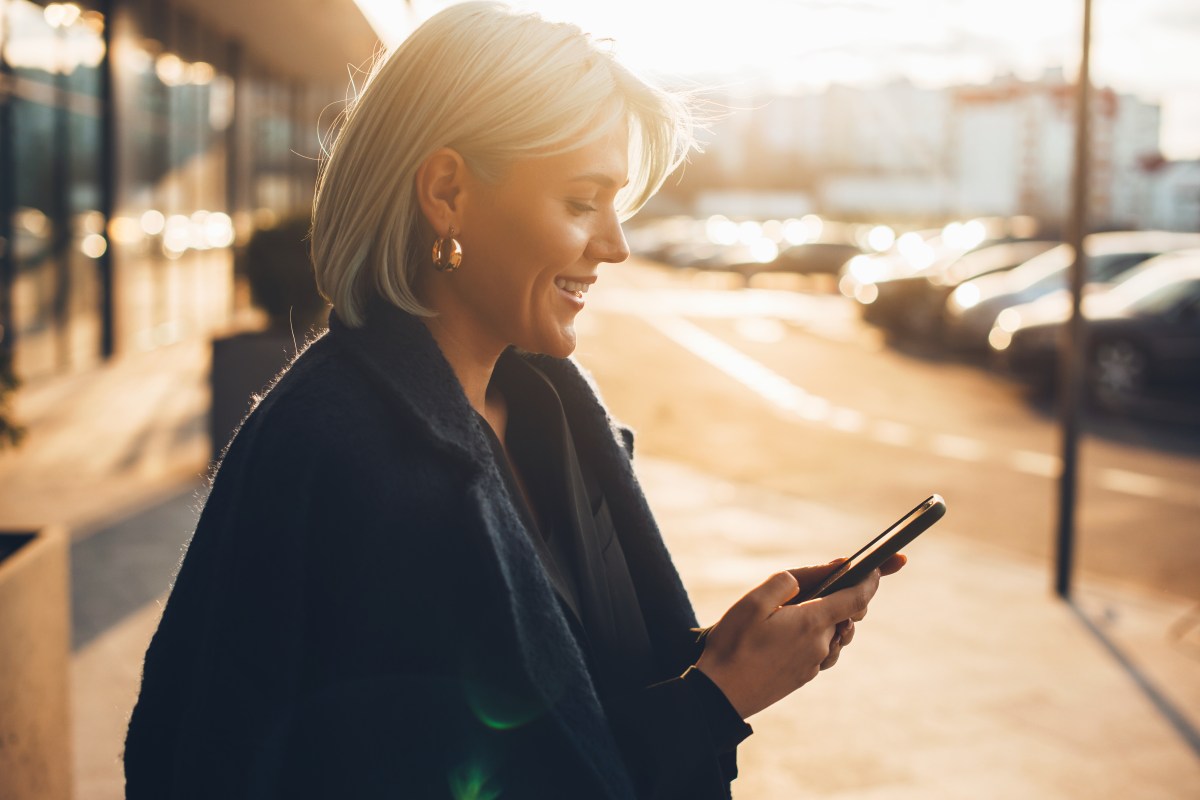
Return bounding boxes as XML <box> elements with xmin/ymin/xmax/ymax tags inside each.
<box><xmin>0</xmin><ymin>0</ymin><xmax>14</xmax><ymax>365</ymax></box>
<box><xmin>99</xmin><ymin>0</ymin><xmax>116</xmax><ymax>359</ymax></box>
<box><xmin>1055</xmin><ymin>0</ymin><xmax>1093</xmax><ymax>599</ymax></box>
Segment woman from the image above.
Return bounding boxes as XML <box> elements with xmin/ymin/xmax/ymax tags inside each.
<box><xmin>125</xmin><ymin>3</ymin><xmax>903</xmax><ymax>798</ymax></box>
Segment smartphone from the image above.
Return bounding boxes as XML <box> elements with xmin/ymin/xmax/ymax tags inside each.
<box><xmin>788</xmin><ymin>494</ymin><xmax>946</xmax><ymax>604</ymax></box>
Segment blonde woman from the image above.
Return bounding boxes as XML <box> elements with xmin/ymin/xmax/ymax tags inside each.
<box><xmin>125</xmin><ymin>3</ymin><xmax>903</xmax><ymax>798</ymax></box>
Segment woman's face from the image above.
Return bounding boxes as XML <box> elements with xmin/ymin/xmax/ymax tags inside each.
<box><xmin>442</xmin><ymin>122</ymin><xmax>631</xmax><ymax>360</ymax></box>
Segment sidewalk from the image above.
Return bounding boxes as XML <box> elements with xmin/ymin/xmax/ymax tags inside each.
<box><xmin>3</xmin><ymin>336</ymin><xmax>1198</xmax><ymax>799</ymax></box>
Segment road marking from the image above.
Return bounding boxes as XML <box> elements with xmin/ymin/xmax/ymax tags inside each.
<box><xmin>595</xmin><ymin>287</ymin><xmax>859</xmax><ymax>342</ymax></box>
<box><xmin>644</xmin><ymin>314</ymin><xmax>1194</xmax><ymax>506</ymax></box>
<box><xmin>829</xmin><ymin>407</ymin><xmax>867</xmax><ymax>433</ymax></box>
<box><xmin>648</xmin><ymin>315</ymin><xmax>814</xmax><ymax>417</ymax></box>
<box><xmin>1010</xmin><ymin>450</ymin><xmax>1062</xmax><ymax>478</ymax></box>
<box><xmin>872</xmin><ymin>419</ymin><xmax>918</xmax><ymax>447</ymax></box>
<box><xmin>930</xmin><ymin>434</ymin><xmax>989</xmax><ymax>462</ymax></box>
<box><xmin>733</xmin><ymin>317</ymin><xmax>788</xmax><ymax>344</ymax></box>
<box><xmin>1098</xmin><ymin>468</ymin><xmax>1167</xmax><ymax>499</ymax></box>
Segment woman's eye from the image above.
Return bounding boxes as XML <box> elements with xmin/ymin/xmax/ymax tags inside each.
<box><xmin>568</xmin><ymin>200</ymin><xmax>598</xmax><ymax>215</ymax></box>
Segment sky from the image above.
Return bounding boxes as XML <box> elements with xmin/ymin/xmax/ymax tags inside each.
<box><xmin>355</xmin><ymin>0</ymin><xmax>1200</xmax><ymax>159</ymax></box>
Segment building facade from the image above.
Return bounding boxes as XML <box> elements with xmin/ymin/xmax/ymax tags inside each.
<box><xmin>685</xmin><ymin>71</ymin><xmax>1168</xmax><ymax>231</ymax></box>
<box><xmin>0</xmin><ymin>0</ymin><xmax>376</xmax><ymax>381</ymax></box>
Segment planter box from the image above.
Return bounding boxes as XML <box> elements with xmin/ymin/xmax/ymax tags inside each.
<box><xmin>210</xmin><ymin>330</ymin><xmax>300</xmax><ymax>461</ymax></box>
<box><xmin>0</xmin><ymin>526</ymin><xmax>72</xmax><ymax>800</ymax></box>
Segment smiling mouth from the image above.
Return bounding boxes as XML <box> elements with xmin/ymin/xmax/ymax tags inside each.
<box><xmin>555</xmin><ymin>278</ymin><xmax>592</xmax><ymax>298</ymax></box>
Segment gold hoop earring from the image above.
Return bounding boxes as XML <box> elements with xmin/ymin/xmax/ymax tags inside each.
<box><xmin>431</xmin><ymin>227</ymin><xmax>463</xmax><ymax>272</ymax></box>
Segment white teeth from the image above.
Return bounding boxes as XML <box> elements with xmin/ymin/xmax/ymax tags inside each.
<box><xmin>555</xmin><ymin>279</ymin><xmax>590</xmax><ymax>294</ymax></box>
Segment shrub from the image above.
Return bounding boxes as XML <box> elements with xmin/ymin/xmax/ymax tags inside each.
<box><xmin>241</xmin><ymin>215</ymin><xmax>328</xmax><ymax>332</ymax></box>
<box><xmin>0</xmin><ymin>348</ymin><xmax>23</xmax><ymax>450</ymax></box>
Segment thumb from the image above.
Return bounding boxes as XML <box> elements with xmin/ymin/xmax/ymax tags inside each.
<box><xmin>787</xmin><ymin>559</ymin><xmax>848</xmax><ymax>596</ymax></box>
<box><xmin>743</xmin><ymin>570</ymin><xmax>802</xmax><ymax>614</ymax></box>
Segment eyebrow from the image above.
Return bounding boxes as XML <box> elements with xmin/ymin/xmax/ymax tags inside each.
<box><xmin>567</xmin><ymin>173</ymin><xmax>630</xmax><ymax>189</ymax></box>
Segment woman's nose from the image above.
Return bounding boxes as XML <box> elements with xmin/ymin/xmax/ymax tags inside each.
<box><xmin>591</xmin><ymin>215</ymin><xmax>630</xmax><ymax>264</ymax></box>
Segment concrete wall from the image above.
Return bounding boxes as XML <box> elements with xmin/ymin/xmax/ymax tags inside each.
<box><xmin>0</xmin><ymin>527</ymin><xmax>72</xmax><ymax>800</ymax></box>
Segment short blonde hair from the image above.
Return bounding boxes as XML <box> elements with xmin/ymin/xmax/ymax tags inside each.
<box><xmin>311</xmin><ymin>1</ymin><xmax>696</xmax><ymax>326</ymax></box>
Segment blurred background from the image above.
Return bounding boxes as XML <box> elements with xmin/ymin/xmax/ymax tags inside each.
<box><xmin>0</xmin><ymin>0</ymin><xmax>1197</xmax><ymax>798</ymax></box>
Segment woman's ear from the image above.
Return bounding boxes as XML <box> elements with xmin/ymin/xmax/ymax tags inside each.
<box><xmin>415</xmin><ymin>147</ymin><xmax>467</xmax><ymax>234</ymax></box>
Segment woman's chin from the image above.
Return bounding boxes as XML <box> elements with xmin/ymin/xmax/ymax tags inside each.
<box><xmin>522</xmin><ymin>325</ymin><xmax>577</xmax><ymax>359</ymax></box>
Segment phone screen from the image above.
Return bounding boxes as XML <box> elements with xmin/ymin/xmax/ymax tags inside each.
<box><xmin>794</xmin><ymin>494</ymin><xmax>946</xmax><ymax>603</ymax></box>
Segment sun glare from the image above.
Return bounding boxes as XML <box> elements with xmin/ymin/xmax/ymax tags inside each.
<box><xmin>361</xmin><ymin>0</ymin><xmax>1199</xmax><ymax>158</ymax></box>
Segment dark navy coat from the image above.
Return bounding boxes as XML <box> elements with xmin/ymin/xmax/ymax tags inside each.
<box><xmin>125</xmin><ymin>302</ymin><xmax>741</xmax><ymax>799</ymax></box>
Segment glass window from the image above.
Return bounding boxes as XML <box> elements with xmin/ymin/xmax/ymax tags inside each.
<box><xmin>108</xmin><ymin>0</ymin><xmax>238</xmax><ymax>353</ymax></box>
<box><xmin>5</xmin><ymin>0</ymin><xmax>58</xmax><ymax>87</ymax></box>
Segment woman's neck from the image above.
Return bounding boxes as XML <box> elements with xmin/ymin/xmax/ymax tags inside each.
<box><xmin>420</xmin><ymin>313</ymin><xmax>508</xmax><ymax>441</ymax></box>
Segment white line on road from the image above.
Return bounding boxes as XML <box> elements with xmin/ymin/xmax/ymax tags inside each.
<box><xmin>871</xmin><ymin>419</ymin><xmax>918</xmax><ymax>447</ymax></box>
<box><xmin>829</xmin><ymin>407</ymin><xmax>867</xmax><ymax>434</ymax></box>
<box><xmin>645</xmin><ymin>314</ymin><xmax>1194</xmax><ymax>506</ymax></box>
<box><xmin>648</xmin><ymin>315</ymin><xmax>814</xmax><ymax>417</ymax></box>
<box><xmin>930</xmin><ymin>434</ymin><xmax>990</xmax><ymax>463</ymax></box>
<box><xmin>1010</xmin><ymin>450</ymin><xmax>1062</xmax><ymax>478</ymax></box>
<box><xmin>1097</xmin><ymin>469</ymin><xmax>1167</xmax><ymax>499</ymax></box>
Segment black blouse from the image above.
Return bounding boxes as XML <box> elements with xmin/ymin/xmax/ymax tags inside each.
<box><xmin>477</xmin><ymin>356</ymin><xmax>752</xmax><ymax>788</ymax></box>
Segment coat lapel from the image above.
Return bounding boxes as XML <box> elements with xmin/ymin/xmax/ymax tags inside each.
<box><xmin>326</xmin><ymin>305</ymin><xmax>636</xmax><ymax>799</ymax></box>
<box><xmin>525</xmin><ymin>354</ymin><xmax>703</xmax><ymax>673</ymax></box>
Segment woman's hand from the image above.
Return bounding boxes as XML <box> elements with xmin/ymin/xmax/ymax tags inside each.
<box><xmin>695</xmin><ymin>555</ymin><xmax>906</xmax><ymax>720</ymax></box>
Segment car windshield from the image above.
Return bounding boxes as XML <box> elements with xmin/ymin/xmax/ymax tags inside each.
<box><xmin>1088</xmin><ymin>252</ymin><xmax>1156</xmax><ymax>282</ymax></box>
<box><xmin>1027</xmin><ymin>251</ymin><xmax>1158</xmax><ymax>295</ymax></box>
<box><xmin>1120</xmin><ymin>279</ymin><xmax>1200</xmax><ymax>316</ymax></box>
<box><xmin>942</xmin><ymin>241</ymin><xmax>1056</xmax><ymax>284</ymax></box>
<box><xmin>1009</xmin><ymin>245</ymin><xmax>1072</xmax><ymax>289</ymax></box>
<box><xmin>1099</xmin><ymin>254</ymin><xmax>1200</xmax><ymax>310</ymax></box>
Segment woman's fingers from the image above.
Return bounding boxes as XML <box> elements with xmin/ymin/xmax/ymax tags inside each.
<box><xmin>696</xmin><ymin>562</ymin><xmax>895</xmax><ymax>718</ymax></box>
<box><xmin>819</xmin><ymin>643</ymin><xmax>841</xmax><ymax>670</ymax></box>
<box><xmin>836</xmin><ymin>619</ymin><xmax>855</xmax><ymax>647</ymax></box>
<box><xmin>819</xmin><ymin>622</ymin><xmax>850</xmax><ymax>670</ymax></box>
<box><xmin>801</xmin><ymin>569</ymin><xmax>881</xmax><ymax>627</ymax></box>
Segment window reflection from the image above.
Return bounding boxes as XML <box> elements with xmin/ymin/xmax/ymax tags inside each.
<box><xmin>3</xmin><ymin>0</ymin><xmax>105</xmax><ymax>376</ymax></box>
<box><xmin>2</xmin><ymin>0</ymin><xmax>335</xmax><ymax>377</ymax></box>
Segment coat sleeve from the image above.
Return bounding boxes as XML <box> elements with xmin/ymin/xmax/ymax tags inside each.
<box><xmin>598</xmin><ymin>663</ymin><xmax>752</xmax><ymax>800</ymax></box>
<box><xmin>125</xmin><ymin>405</ymin><xmax>611</xmax><ymax>800</ymax></box>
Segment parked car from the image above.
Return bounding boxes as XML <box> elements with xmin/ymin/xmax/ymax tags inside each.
<box><xmin>841</xmin><ymin>217</ymin><xmax>1041</xmax><ymax>300</ymax></box>
<box><xmin>660</xmin><ymin>240</ymin><xmax>761</xmax><ymax>271</ymax></box>
<box><xmin>626</xmin><ymin>216</ymin><xmax>705</xmax><ymax>263</ymax></box>
<box><xmin>742</xmin><ymin>240</ymin><xmax>863</xmax><ymax>279</ymax></box>
<box><xmin>858</xmin><ymin>240</ymin><xmax>1059</xmax><ymax>337</ymax></box>
<box><xmin>838</xmin><ymin>228</ymin><xmax>944</xmax><ymax>300</ymax></box>
<box><xmin>942</xmin><ymin>231</ymin><xmax>1200</xmax><ymax>352</ymax></box>
<box><xmin>990</xmin><ymin>249</ymin><xmax>1200</xmax><ymax>401</ymax></box>
<box><xmin>740</xmin><ymin>220</ymin><xmax>864</xmax><ymax>280</ymax></box>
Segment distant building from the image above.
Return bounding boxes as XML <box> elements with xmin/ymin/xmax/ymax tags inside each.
<box><xmin>1136</xmin><ymin>159</ymin><xmax>1200</xmax><ymax>232</ymax></box>
<box><xmin>949</xmin><ymin>70</ymin><xmax>1162</xmax><ymax>231</ymax></box>
<box><xmin>686</xmin><ymin>70</ymin><xmax>1170</xmax><ymax>231</ymax></box>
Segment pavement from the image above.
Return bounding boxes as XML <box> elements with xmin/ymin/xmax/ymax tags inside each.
<box><xmin>1</xmin><ymin>295</ymin><xmax>1198</xmax><ymax>799</ymax></box>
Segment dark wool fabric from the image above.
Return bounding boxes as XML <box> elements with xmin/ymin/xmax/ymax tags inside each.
<box><xmin>125</xmin><ymin>302</ymin><xmax>746</xmax><ymax>799</ymax></box>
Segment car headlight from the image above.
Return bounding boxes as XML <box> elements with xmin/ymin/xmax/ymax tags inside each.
<box><xmin>847</xmin><ymin>255</ymin><xmax>887</xmax><ymax>284</ymax></box>
<box><xmin>950</xmin><ymin>283</ymin><xmax>981</xmax><ymax>311</ymax></box>
<box><xmin>988</xmin><ymin>326</ymin><xmax>1013</xmax><ymax>352</ymax></box>
<box><xmin>855</xmin><ymin>282</ymin><xmax>879</xmax><ymax>304</ymax></box>
<box><xmin>996</xmin><ymin>308</ymin><xmax>1021</xmax><ymax>333</ymax></box>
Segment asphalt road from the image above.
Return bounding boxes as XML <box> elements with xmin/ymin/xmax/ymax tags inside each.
<box><xmin>577</xmin><ymin>259</ymin><xmax>1200</xmax><ymax>602</ymax></box>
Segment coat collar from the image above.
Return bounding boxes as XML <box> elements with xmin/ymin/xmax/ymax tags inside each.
<box><xmin>326</xmin><ymin>301</ymin><xmax>491</xmax><ymax>473</ymax></box>
<box><xmin>326</xmin><ymin>298</ymin><xmax>633</xmax><ymax>471</ymax></box>
<box><xmin>327</xmin><ymin>299</ymin><xmax>701</xmax><ymax>669</ymax></box>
